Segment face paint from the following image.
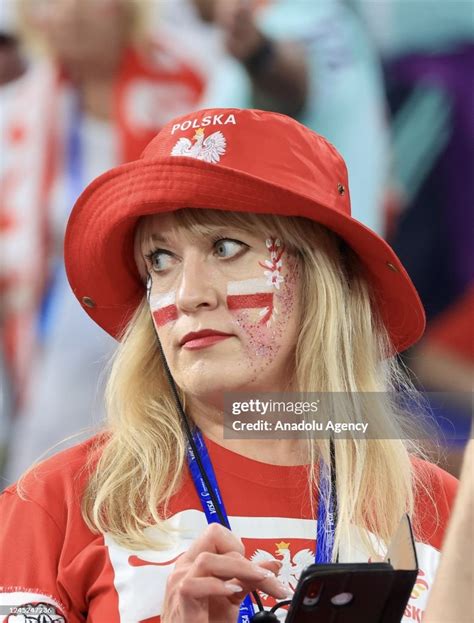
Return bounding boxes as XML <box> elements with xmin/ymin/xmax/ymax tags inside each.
<box><xmin>227</xmin><ymin>278</ymin><xmax>274</xmax><ymax>325</ymax></box>
<box><xmin>149</xmin><ymin>291</ymin><xmax>178</xmax><ymax>328</ymax></box>
<box><xmin>227</xmin><ymin>237</ymin><xmax>286</xmax><ymax>326</ymax></box>
<box><xmin>259</xmin><ymin>238</ymin><xmax>285</xmax><ymax>290</ymax></box>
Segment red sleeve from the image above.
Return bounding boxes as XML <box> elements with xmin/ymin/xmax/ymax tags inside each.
<box><xmin>0</xmin><ymin>487</ymin><xmax>69</xmax><ymax>622</ymax></box>
<box><xmin>425</xmin><ymin>286</ymin><xmax>474</xmax><ymax>362</ymax></box>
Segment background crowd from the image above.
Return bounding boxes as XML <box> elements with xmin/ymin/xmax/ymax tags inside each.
<box><xmin>0</xmin><ymin>0</ymin><xmax>472</xmax><ymax>485</ymax></box>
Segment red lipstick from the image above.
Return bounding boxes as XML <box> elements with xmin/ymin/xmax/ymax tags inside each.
<box><xmin>180</xmin><ymin>330</ymin><xmax>234</xmax><ymax>350</ymax></box>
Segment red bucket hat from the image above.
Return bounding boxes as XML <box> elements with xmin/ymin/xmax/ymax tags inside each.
<box><xmin>65</xmin><ymin>107</ymin><xmax>425</xmax><ymax>352</ymax></box>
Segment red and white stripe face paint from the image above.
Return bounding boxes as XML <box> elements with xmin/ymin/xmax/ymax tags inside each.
<box><xmin>149</xmin><ymin>291</ymin><xmax>178</xmax><ymax>328</ymax></box>
<box><xmin>225</xmin><ymin>236</ymin><xmax>300</xmax><ymax>383</ymax></box>
<box><xmin>227</xmin><ymin>278</ymin><xmax>275</xmax><ymax>325</ymax></box>
<box><xmin>227</xmin><ymin>238</ymin><xmax>286</xmax><ymax>326</ymax></box>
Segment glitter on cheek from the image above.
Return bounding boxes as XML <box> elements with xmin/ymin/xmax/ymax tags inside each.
<box><xmin>274</xmin><ymin>255</ymin><xmax>300</xmax><ymax>320</ymax></box>
<box><xmin>234</xmin><ymin>308</ymin><xmax>278</xmax><ymax>362</ymax></box>
<box><xmin>225</xmin><ymin>244</ymin><xmax>301</xmax><ymax>384</ymax></box>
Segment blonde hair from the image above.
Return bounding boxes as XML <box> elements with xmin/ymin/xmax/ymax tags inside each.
<box><xmin>83</xmin><ymin>209</ymin><xmax>433</xmax><ymax>555</ymax></box>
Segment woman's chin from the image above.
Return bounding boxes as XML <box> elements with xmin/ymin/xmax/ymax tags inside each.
<box><xmin>176</xmin><ymin>366</ymin><xmax>253</xmax><ymax>399</ymax></box>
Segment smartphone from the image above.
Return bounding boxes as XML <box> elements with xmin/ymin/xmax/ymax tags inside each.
<box><xmin>285</xmin><ymin>562</ymin><xmax>417</xmax><ymax>623</ymax></box>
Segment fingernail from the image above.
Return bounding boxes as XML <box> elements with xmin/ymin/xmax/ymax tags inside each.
<box><xmin>225</xmin><ymin>582</ymin><xmax>243</xmax><ymax>593</ymax></box>
<box><xmin>262</xmin><ymin>570</ymin><xmax>276</xmax><ymax>578</ymax></box>
<box><xmin>277</xmin><ymin>582</ymin><xmax>293</xmax><ymax>597</ymax></box>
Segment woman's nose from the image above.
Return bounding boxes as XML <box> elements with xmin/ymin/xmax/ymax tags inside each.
<box><xmin>175</xmin><ymin>254</ymin><xmax>219</xmax><ymax>314</ymax></box>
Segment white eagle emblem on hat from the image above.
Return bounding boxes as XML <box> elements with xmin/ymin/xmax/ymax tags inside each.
<box><xmin>171</xmin><ymin>128</ymin><xmax>226</xmax><ymax>164</ymax></box>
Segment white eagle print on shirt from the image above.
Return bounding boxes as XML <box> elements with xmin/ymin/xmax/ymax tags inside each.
<box><xmin>251</xmin><ymin>541</ymin><xmax>314</xmax><ymax>598</ymax></box>
<box><xmin>103</xmin><ymin>510</ymin><xmax>441</xmax><ymax>623</ymax></box>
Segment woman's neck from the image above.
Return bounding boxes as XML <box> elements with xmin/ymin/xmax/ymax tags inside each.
<box><xmin>189</xmin><ymin>399</ymin><xmax>310</xmax><ymax>466</ymax></box>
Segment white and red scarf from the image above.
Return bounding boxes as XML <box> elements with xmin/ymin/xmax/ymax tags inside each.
<box><xmin>0</xmin><ymin>37</ymin><xmax>206</xmax><ymax>411</ymax></box>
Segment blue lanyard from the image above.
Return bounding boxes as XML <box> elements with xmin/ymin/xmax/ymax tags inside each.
<box><xmin>316</xmin><ymin>457</ymin><xmax>336</xmax><ymax>563</ymax></box>
<box><xmin>186</xmin><ymin>429</ymin><xmax>336</xmax><ymax>622</ymax></box>
<box><xmin>187</xmin><ymin>430</ymin><xmax>255</xmax><ymax>622</ymax></box>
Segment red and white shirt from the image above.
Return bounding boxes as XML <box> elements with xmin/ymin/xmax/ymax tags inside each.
<box><xmin>0</xmin><ymin>436</ymin><xmax>457</xmax><ymax>623</ymax></box>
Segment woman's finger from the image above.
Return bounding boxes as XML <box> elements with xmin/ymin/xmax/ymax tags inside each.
<box><xmin>257</xmin><ymin>575</ymin><xmax>293</xmax><ymax>600</ymax></box>
<box><xmin>199</xmin><ymin>556</ymin><xmax>290</xmax><ymax>601</ymax></box>
<box><xmin>255</xmin><ymin>559</ymin><xmax>283</xmax><ymax>574</ymax></box>
<box><xmin>180</xmin><ymin>523</ymin><xmax>245</xmax><ymax>563</ymax></box>
<box><xmin>177</xmin><ymin>576</ymin><xmax>245</xmax><ymax>600</ymax></box>
<box><xmin>177</xmin><ymin>571</ymin><xmax>290</xmax><ymax>606</ymax></box>
<box><xmin>190</xmin><ymin>551</ymin><xmax>276</xmax><ymax>583</ymax></box>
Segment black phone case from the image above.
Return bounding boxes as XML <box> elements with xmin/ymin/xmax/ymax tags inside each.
<box><xmin>285</xmin><ymin>562</ymin><xmax>417</xmax><ymax>623</ymax></box>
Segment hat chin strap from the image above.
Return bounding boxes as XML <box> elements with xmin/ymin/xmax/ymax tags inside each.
<box><xmin>148</xmin><ymin>312</ymin><xmax>225</xmax><ymax>516</ymax></box>
<box><xmin>145</xmin><ymin>275</ymin><xmax>227</xmax><ymax>521</ymax></box>
<box><xmin>148</xmin><ymin>307</ymin><xmax>266</xmax><ymax>613</ymax></box>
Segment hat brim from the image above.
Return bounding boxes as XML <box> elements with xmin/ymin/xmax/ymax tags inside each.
<box><xmin>65</xmin><ymin>156</ymin><xmax>425</xmax><ymax>352</ymax></box>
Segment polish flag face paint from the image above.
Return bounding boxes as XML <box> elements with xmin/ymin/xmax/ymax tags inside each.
<box><xmin>227</xmin><ymin>278</ymin><xmax>275</xmax><ymax>325</ymax></box>
<box><xmin>149</xmin><ymin>291</ymin><xmax>178</xmax><ymax>327</ymax></box>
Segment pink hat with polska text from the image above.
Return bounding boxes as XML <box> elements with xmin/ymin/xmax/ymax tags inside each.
<box><xmin>65</xmin><ymin>107</ymin><xmax>425</xmax><ymax>352</ymax></box>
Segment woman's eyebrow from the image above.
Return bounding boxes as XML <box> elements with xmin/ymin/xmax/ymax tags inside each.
<box><xmin>149</xmin><ymin>233</ymin><xmax>168</xmax><ymax>243</ymax></box>
<box><xmin>145</xmin><ymin>227</ymin><xmax>251</xmax><ymax>247</ymax></box>
<box><xmin>198</xmin><ymin>226</ymin><xmax>251</xmax><ymax>238</ymax></box>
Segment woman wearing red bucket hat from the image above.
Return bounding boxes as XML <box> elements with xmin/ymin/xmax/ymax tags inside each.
<box><xmin>0</xmin><ymin>109</ymin><xmax>457</xmax><ymax>622</ymax></box>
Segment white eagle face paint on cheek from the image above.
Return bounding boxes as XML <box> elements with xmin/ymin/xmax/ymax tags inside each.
<box><xmin>226</xmin><ymin>237</ymin><xmax>301</xmax><ymax>385</ymax></box>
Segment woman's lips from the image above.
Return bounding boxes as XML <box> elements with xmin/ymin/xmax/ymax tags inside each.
<box><xmin>181</xmin><ymin>334</ymin><xmax>234</xmax><ymax>350</ymax></box>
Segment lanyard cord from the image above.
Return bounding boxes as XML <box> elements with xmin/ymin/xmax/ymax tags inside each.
<box><xmin>330</xmin><ymin>437</ymin><xmax>336</xmax><ymax>504</ymax></box>
<box><xmin>148</xmin><ymin>306</ymin><xmax>264</xmax><ymax>615</ymax></box>
<box><xmin>153</xmin><ymin>327</ymin><xmax>229</xmax><ymax>527</ymax></box>
<box><xmin>330</xmin><ymin>436</ymin><xmax>339</xmax><ymax>563</ymax></box>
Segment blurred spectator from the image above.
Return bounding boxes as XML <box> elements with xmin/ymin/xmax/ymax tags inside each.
<box><xmin>0</xmin><ymin>0</ymin><xmax>25</xmax><ymax>86</ymax></box>
<box><xmin>0</xmin><ymin>32</ymin><xmax>23</xmax><ymax>86</ymax></box>
<box><xmin>0</xmin><ymin>0</ymin><xmax>26</xmax><ymax>477</ymax></box>
<box><xmin>150</xmin><ymin>0</ymin><xmax>251</xmax><ymax>110</ymax></box>
<box><xmin>191</xmin><ymin>0</ymin><xmax>391</xmax><ymax>233</ymax></box>
<box><xmin>356</xmin><ymin>0</ymin><xmax>474</xmax><ymax>58</ymax></box>
<box><xmin>425</xmin><ymin>436</ymin><xmax>473</xmax><ymax>623</ymax></box>
<box><xmin>0</xmin><ymin>0</ymin><xmax>225</xmax><ymax>483</ymax></box>
<box><xmin>357</xmin><ymin>0</ymin><xmax>474</xmax><ymax>474</ymax></box>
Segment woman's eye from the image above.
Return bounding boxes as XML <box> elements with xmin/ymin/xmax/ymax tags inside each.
<box><xmin>214</xmin><ymin>239</ymin><xmax>246</xmax><ymax>259</ymax></box>
<box><xmin>148</xmin><ymin>250</ymin><xmax>175</xmax><ymax>272</ymax></box>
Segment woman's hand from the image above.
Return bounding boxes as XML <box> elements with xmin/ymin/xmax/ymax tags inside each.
<box><xmin>162</xmin><ymin>523</ymin><xmax>290</xmax><ymax>622</ymax></box>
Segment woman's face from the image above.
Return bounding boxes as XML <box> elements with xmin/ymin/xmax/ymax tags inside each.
<box><xmin>138</xmin><ymin>213</ymin><xmax>301</xmax><ymax>403</ymax></box>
